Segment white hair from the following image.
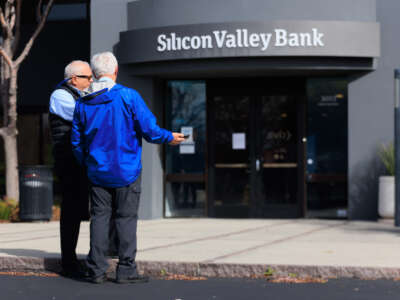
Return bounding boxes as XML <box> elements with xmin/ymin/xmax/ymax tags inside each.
<box><xmin>64</xmin><ymin>60</ymin><xmax>90</xmax><ymax>79</ymax></box>
<box><xmin>91</xmin><ymin>51</ymin><xmax>118</xmax><ymax>78</ymax></box>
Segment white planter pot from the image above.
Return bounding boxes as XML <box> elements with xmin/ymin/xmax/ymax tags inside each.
<box><xmin>378</xmin><ymin>176</ymin><xmax>395</xmax><ymax>218</ymax></box>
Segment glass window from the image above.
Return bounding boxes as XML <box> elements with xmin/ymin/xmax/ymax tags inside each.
<box><xmin>306</xmin><ymin>78</ymin><xmax>348</xmax><ymax>218</ymax></box>
<box><xmin>165</xmin><ymin>81</ymin><xmax>206</xmax><ymax>217</ymax></box>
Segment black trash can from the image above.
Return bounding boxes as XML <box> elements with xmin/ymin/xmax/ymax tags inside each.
<box><xmin>19</xmin><ymin>165</ymin><xmax>53</xmax><ymax>221</ymax></box>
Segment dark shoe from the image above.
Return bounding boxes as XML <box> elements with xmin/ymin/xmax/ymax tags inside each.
<box><xmin>61</xmin><ymin>261</ymin><xmax>88</xmax><ymax>279</ymax></box>
<box><xmin>116</xmin><ymin>275</ymin><xmax>149</xmax><ymax>284</ymax></box>
<box><xmin>85</xmin><ymin>273</ymin><xmax>107</xmax><ymax>284</ymax></box>
<box><xmin>61</xmin><ymin>268</ymin><xmax>86</xmax><ymax>279</ymax></box>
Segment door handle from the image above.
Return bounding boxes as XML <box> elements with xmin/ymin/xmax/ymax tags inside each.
<box><xmin>256</xmin><ymin>159</ymin><xmax>260</xmax><ymax>171</ymax></box>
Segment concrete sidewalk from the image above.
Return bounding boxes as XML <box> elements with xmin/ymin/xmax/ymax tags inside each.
<box><xmin>1</xmin><ymin>219</ymin><xmax>400</xmax><ymax>279</ymax></box>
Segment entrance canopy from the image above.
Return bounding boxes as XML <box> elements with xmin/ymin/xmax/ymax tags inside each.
<box><xmin>116</xmin><ymin>57</ymin><xmax>377</xmax><ymax>78</ymax></box>
<box><xmin>117</xmin><ymin>21</ymin><xmax>380</xmax><ymax>77</ymax></box>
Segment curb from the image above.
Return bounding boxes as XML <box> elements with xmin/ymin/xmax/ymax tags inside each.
<box><xmin>1</xmin><ymin>256</ymin><xmax>400</xmax><ymax>279</ymax></box>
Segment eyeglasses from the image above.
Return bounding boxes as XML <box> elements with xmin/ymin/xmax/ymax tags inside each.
<box><xmin>74</xmin><ymin>75</ymin><xmax>93</xmax><ymax>80</ymax></box>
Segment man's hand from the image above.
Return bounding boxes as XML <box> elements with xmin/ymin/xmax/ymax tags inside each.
<box><xmin>169</xmin><ymin>132</ymin><xmax>185</xmax><ymax>145</ymax></box>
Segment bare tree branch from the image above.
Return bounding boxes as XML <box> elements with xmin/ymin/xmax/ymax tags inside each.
<box><xmin>36</xmin><ymin>0</ymin><xmax>43</xmax><ymax>23</ymax></box>
<box><xmin>0</xmin><ymin>48</ymin><xmax>13</xmax><ymax>70</ymax></box>
<box><xmin>9</xmin><ymin>6</ymin><xmax>15</xmax><ymax>30</ymax></box>
<box><xmin>5</xmin><ymin>0</ymin><xmax>12</xmax><ymax>22</ymax></box>
<box><xmin>11</xmin><ymin>0</ymin><xmax>22</xmax><ymax>54</ymax></box>
<box><xmin>15</xmin><ymin>0</ymin><xmax>55</xmax><ymax>66</ymax></box>
<box><xmin>0</xmin><ymin>4</ymin><xmax>13</xmax><ymax>40</ymax></box>
<box><xmin>0</xmin><ymin>7</ymin><xmax>9</xmax><ymax>32</ymax></box>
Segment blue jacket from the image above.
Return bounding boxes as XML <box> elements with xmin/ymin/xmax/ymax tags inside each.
<box><xmin>71</xmin><ymin>84</ymin><xmax>173</xmax><ymax>188</ymax></box>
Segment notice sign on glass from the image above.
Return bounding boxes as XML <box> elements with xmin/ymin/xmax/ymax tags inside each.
<box><xmin>180</xmin><ymin>126</ymin><xmax>195</xmax><ymax>154</ymax></box>
<box><xmin>181</xmin><ymin>126</ymin><xmax>194</xmax><ymax>144</ymax></box>
<box><xmin>232</xmin><ymin>133</ymin><xmax>246</xmax><ymax>150</ymax></box>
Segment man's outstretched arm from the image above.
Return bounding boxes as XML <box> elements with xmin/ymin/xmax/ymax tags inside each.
<box><xmin>130</xmin><ymin>89</ymin><xmax>184</xmax><ymax>145</ymax></box>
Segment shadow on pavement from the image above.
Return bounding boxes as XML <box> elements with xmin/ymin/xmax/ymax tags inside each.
<box><xmin>0</xmin><ymin>248</ymin><xmax>87</xmax><ymax>273</ymax></box>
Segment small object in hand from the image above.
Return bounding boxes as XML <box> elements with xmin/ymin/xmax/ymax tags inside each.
<box><xmin>183</xmin><ymin>135</ymin><xmax>190</xmax><ymax>139</ymax></box>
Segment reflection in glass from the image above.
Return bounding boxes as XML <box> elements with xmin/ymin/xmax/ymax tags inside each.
<box><xmin>260</xmin><ymin>96</ymin><xmax>297</xmax><ymax>164</ymax></box>
<box><xmin>212</xmin><ymin>95</ymin><xmax>250</xmax><ymax>215</ymax></box>
<box><xmin>165</xmin><ymin>81</ymin><xmax>206</xmax><ymax>217</ymax></box>
<box><xmin>306</xmin><ymin>78</ymin><xmax>348</xmax><ymax>218</ymax></box>
<box><xmin>214</xmin><ymin>96</ymin><xmax>250</xmax><ymax>164</ymax></box>
<box><xmin>259</xmin><ymin>95</ymin><xmax>298</xmax><ymax>206</ymax></box>
<box><xmin>261</xmin><ymin>168</ymin><xmax>297</xmax><ymax>204</ymax></box>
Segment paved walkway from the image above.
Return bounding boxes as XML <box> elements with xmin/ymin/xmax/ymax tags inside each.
<box><xmin>1</xmin><ymin>219</ymin><xmax>400</xmax><ymax>278</ymax></box>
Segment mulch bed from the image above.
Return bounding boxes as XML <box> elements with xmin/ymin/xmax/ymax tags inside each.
<box><xmin>0</xmin><ymin>271</ymin><xmax>59</xmax><ymax>277</ymax></box>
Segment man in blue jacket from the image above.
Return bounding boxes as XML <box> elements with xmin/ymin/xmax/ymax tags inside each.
<box><xmin>72</xmin><ymin>52</ymin><xmax>184</xmax><ymax>284</ymax></box>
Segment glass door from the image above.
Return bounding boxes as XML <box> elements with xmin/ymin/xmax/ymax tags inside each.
<box><xmin>208</xmin><ymin>79</ymin><xmax>305</xmax><ymax>218</ymax></box>
<box><xmin>306</xmin><ymin>78</ymin><xmax>348</xmax><ymax>218</ymax></box>
<box><xmin>208</xmin><ymin>95</ymin><xmax>251</xmax><ymax>217</ymax></box>
<box><xmin>164</xmin><ymin>80</ymin><xmax>207</xmax><ymax>217</ymax></box>
<box><xmin>252</xmin><ymin>95</ymin><xmax>305</xmax><ymax>217</ymax></box>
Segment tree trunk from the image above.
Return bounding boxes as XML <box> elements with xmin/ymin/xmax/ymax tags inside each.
<box><xmin>3</xmin><ymin>132</ymin><xmax>18</xmax><ymax>201</ymax></box>
<box><xmin>1</xmin><ymin>41</ymin><xmax>11</xmax><ymax>127</ymax></box>
<box><xmin>2</xmin><ymin>68</ymin><xmax>19</xmax><ymax>202</ymax></box>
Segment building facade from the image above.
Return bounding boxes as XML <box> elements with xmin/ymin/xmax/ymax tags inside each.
<box><xmin>16</xmin><ymin>0</ymin><xmax>400</xmax><ymax>220</ymax></box>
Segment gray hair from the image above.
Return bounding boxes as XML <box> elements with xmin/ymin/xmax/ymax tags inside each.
<box><xmin>91</xmin><ymin>51</ymin><xmax>118</xmax><ymax>78</ymax></box>
<box><xmin>64</xmin><ymin>60</ymin><xmax>90</xmax><ymax>79</ymax></box>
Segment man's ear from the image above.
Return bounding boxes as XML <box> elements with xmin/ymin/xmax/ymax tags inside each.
<box><xmin>114</xmin><ymin>66</ymin><xmax>119</xmax><ymax>77</ymax></box>
<box><xmin>70</xmin><ymin>76</ymin><xmax>77</xmax><ymax>86</ymax></box>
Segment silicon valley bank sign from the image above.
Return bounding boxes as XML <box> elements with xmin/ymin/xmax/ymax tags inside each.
<box><xmin>118</xmin><ymin>21</ymin><xmax>380</xmax><ymax>64</ymax></box>
<box><xmin>157</xmin><ymin>28</ymin><xmax>325</xmax><ymax>52</ymax></box>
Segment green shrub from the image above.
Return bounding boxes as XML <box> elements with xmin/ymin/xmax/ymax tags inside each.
<box><xmin>379</xmin><ymin>142</ymin><xmax>395</xmax><ymax>176</ymax></box>
<box><xmin>0</xmin><ymin>198</ymin><xmax>17</xmax><ymax>220</ymax></box>
<box><xmin>0</xmin><ymin>201</ymin><xmax>12</xmax><ymax>220</ymax></box>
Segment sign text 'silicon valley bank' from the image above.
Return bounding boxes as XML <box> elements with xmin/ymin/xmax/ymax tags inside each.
<box><xmin>157</xmin><ymin>28</ymin><xmax>325</xmax><ymax>52</ymax></box>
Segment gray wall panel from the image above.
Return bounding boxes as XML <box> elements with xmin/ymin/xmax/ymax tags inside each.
<box><xmin>128</xmin><ymin>76</ymin><xmax>164</xmax><ymax>220</ymax></box>
<box><xmin>127</xmin><ymin>0</ymin><xmax>376</xmax><ymax>30</ymax></box>
<box><xmin>91</xmin><ymin>0</ymin><xmax>130</xmax><ymax>55</ymax></box>
<box><xmin>348</xmin><ymin>0</ymin><xmax>400</xmax><ymax>219</ymax></box>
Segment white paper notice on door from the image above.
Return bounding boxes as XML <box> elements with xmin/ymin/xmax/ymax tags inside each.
<box><xmin>232</xmin><ymin>133</ymin><xmax>246</xmax><ymax>150</ymax></box>
<box><xmin>180</xmin><ymin>126</ymin><xmax>195</xmax><ymax>154</ymax></box>
<box><xmin>180</xmin><ymin>144</ymin><xmax>195</xmax><ymax>154</ymax></box>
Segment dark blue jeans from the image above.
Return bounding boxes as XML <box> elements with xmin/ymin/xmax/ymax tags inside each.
<box><xmin>86</xmin><ymin>176</ymin><xmax>141</xmax><ymax>279</ymax></box>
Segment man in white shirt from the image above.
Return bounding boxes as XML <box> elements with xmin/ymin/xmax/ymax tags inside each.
<box><xmin>49</xmin><ymin>60</ymin><xmax>93</xmax><ymax>278</ymax></box>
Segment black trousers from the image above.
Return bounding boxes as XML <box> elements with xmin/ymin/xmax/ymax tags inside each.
<box><xmin>86</xmin><ymin>176</ymin><xmax>141</xmax><ymax>279</ymax></box>
<box><xmin>55</xmin><ymin>156</ymin><xmax>89</xmax><ymax>269</ymax></box>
